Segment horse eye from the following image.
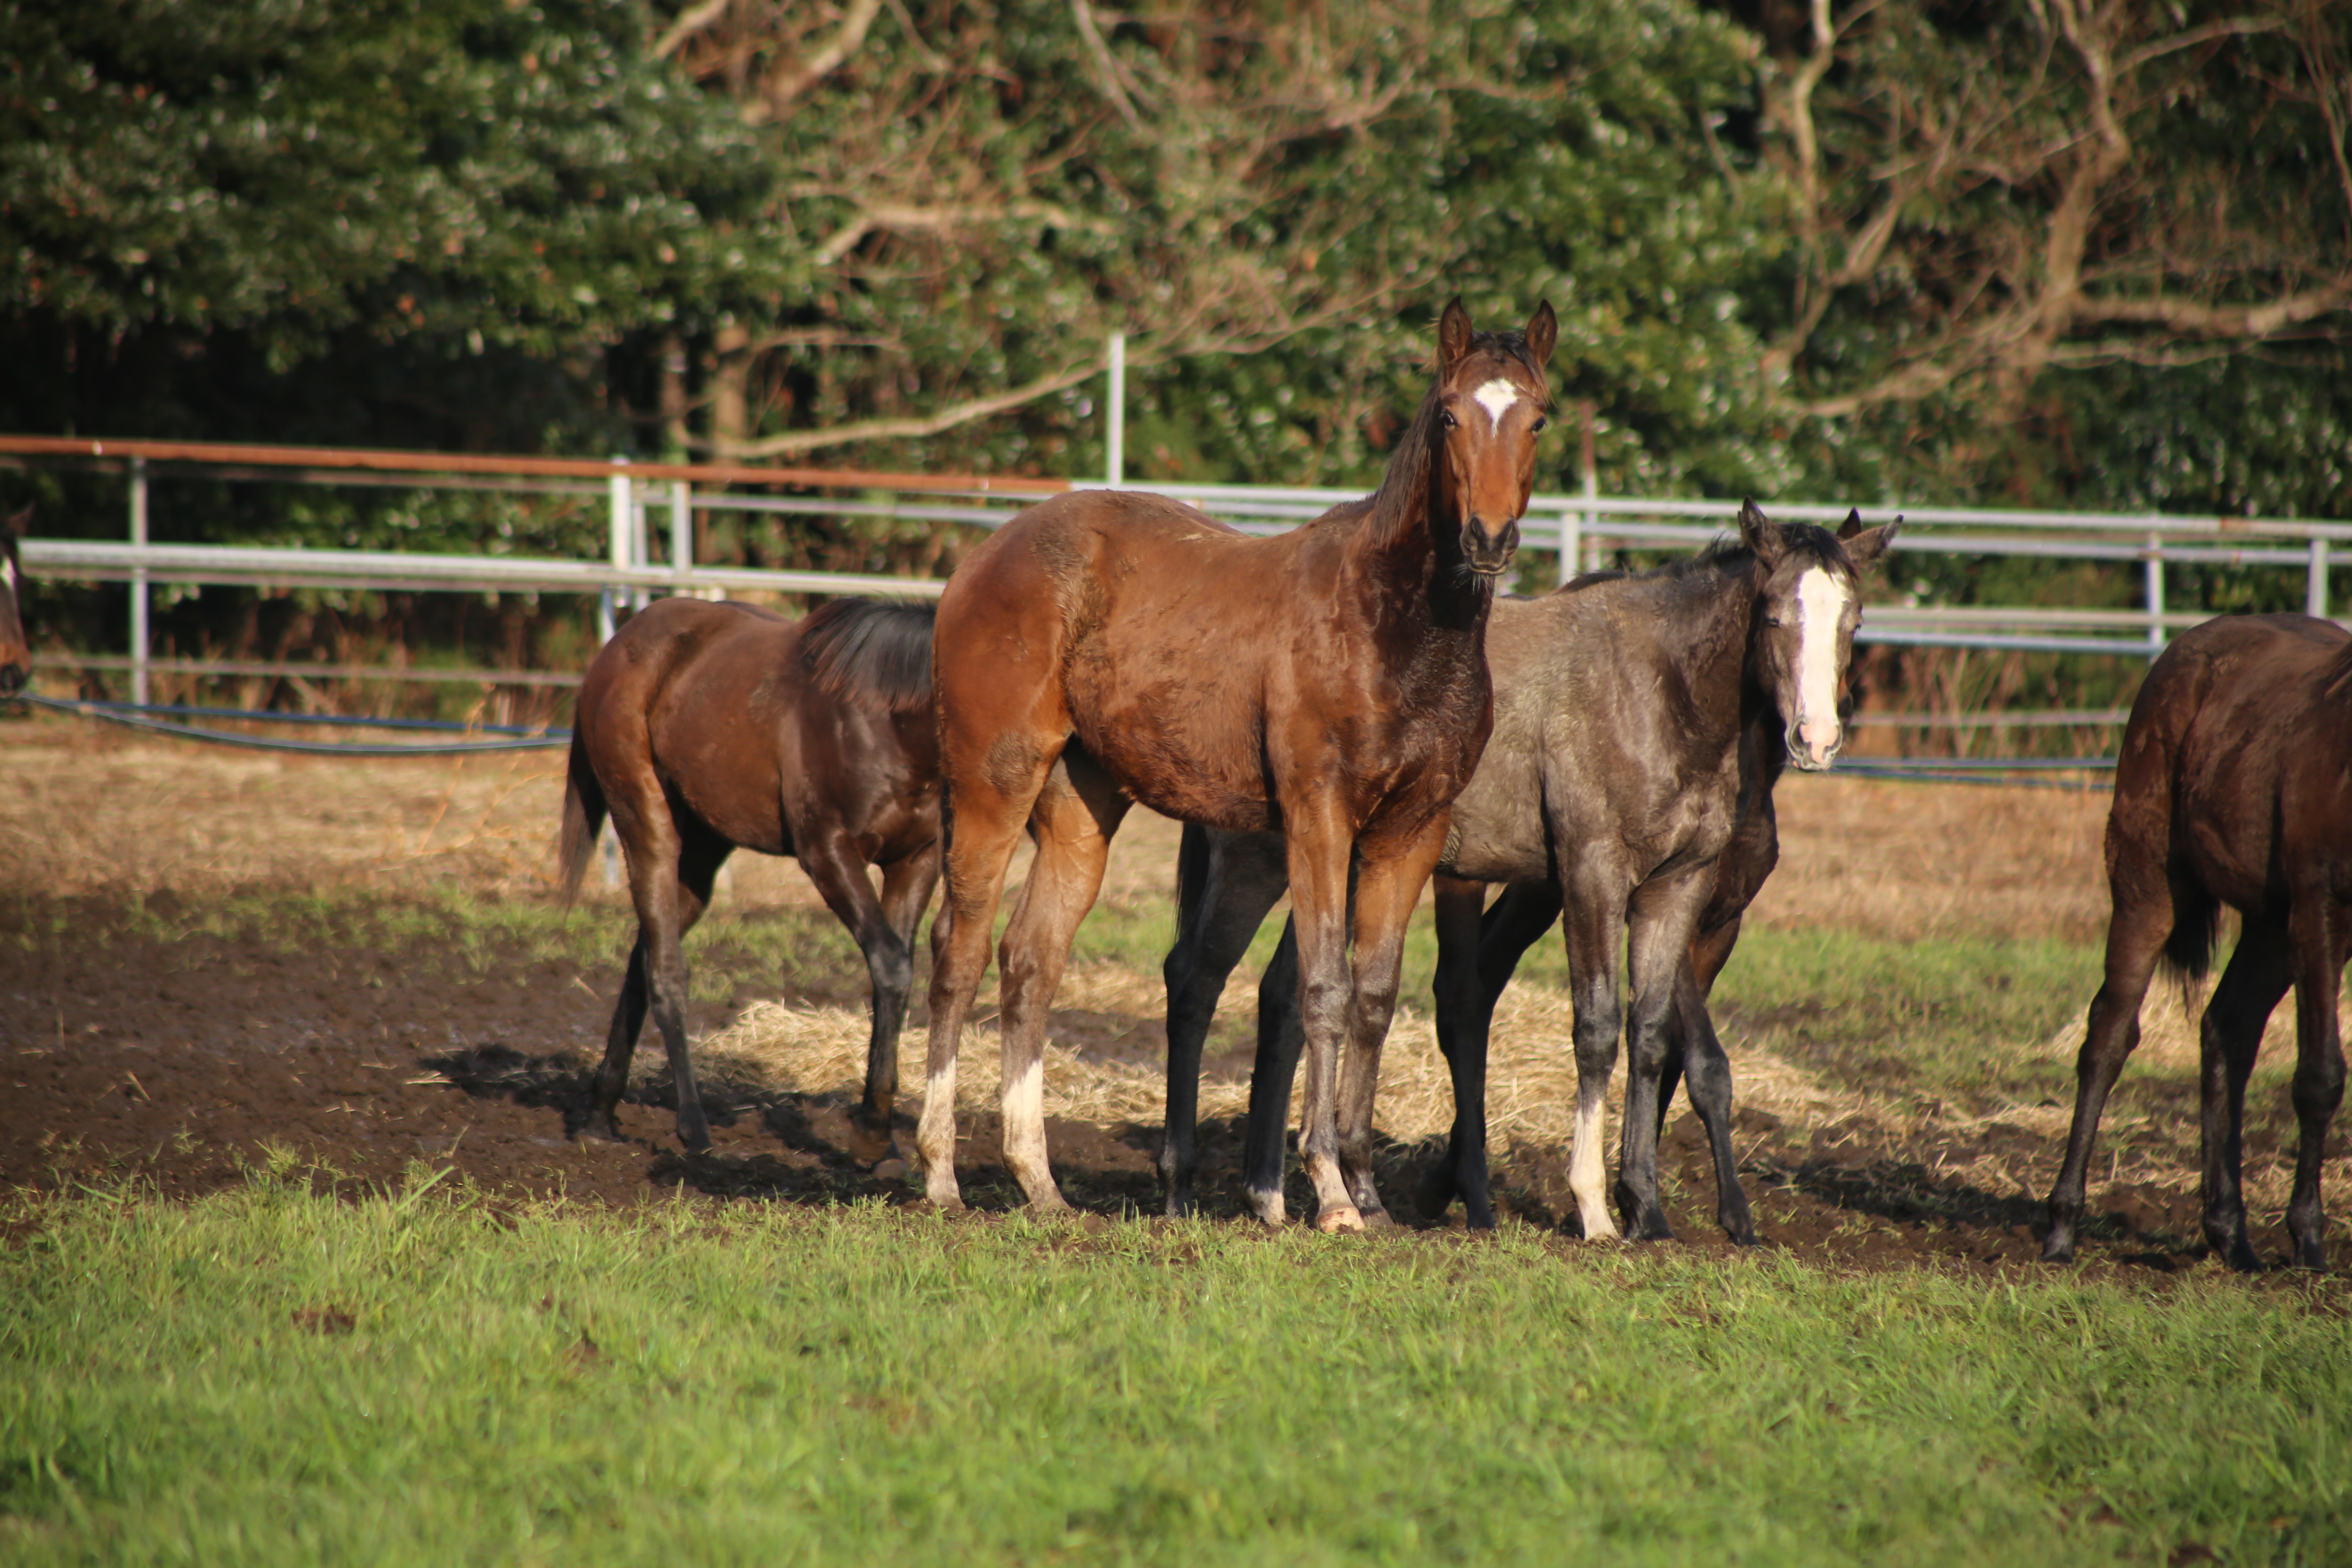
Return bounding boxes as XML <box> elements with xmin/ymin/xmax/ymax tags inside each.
<box><xmin>1530</xmin><ymin>416</ymin><xmax>1548</xmax><ymax>433</ymax></box>
<box><xmin>1441</xmin><ymin>410</ymin><xmax>1459</xmax><ymax>429</ymax></box>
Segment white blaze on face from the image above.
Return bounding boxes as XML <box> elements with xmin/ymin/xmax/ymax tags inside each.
<box><xmin>1793</xmin><ymin>566</ymin><xmax>1851</xmax><ymax>765</ymax></box>
<box><xmin>0</xmin><ymin>552</ymin><xmax>15</xmax><ymax>597</ymax></box>
<box><xmin>1471</xmin><ymin>379</ymin><xmax>1521</xmax><ymax>428</ymax></box>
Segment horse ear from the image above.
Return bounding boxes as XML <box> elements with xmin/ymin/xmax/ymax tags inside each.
<box><xmin>1524</xmin><ymin>300</ymin><xmax>1557</xmax><ymax>370</ymax></box>
<box><xmin>1437</xmin><ymin>298</ymin><xmax>1473</xmax><ymax>372</ymax></box>
<box><xmin>1737</xmin><ymin>499</ymin><xmax>1782</xmax><ymax>566</ymax></box>
<box><xmin>1842</xmin><ymin>514</ymin><xmax>1902</xmax><ymax>570</ymax></box>
<box><xmin>1836</xmin><ymin>508</ymin><xmax>1863</xmax><ymax>541</ymax></box>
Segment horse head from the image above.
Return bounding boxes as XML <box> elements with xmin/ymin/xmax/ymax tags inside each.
<box><xmin>0</xmin><ymin>506</ymin><xmax>29</xmax><ymax>698</ymax></box>
<box><xmin>1432</xmin><ymin>297</ymin><xmax>1556</xmax><ymax>578</ymax></box>
<box><xmin>1740</xmin><ymin>502</ymin><xmax>1899</xmax><ymax>771</ymax></box>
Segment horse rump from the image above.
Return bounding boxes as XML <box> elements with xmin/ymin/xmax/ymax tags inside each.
<box><xmin>800</xmin><ymin>597</ymin><xmax>936</xmax><ymax>715</ymax></box>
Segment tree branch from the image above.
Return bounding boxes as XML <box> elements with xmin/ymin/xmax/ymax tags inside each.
<box><xmin>811</xmin><ymin>201</ymin><xmax>1102</xmax><ymax>266</ymax></box>
<box><xmin>742</xmin><ymin>0</ymin><xmax>886</xmax><ymax>125</ymax></box>
<box><xmin>2070</xmin><ymin>279</ymin><xmax>2352</xmax><ymax>335</ymax></box>
<box><xmin>651</xmin><ymin>0</ymin><xmax>734</xmax><ymax>62</ymax></box>
<box><xmin>719</xmin><ymin>361</ymin><xmax>1107</xmax><ymax>458</ymax></box>
<box><xmin>1071</xmin><ymin>0</ymin><xmax>1145</xmax><ymax>129</ymax></box>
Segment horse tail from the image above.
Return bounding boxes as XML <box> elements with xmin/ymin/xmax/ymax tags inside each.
<box><xmin>556</xmin><ymin>727</ymin><xmax>606</xmax><ymax>908</ymax></box>
<box><xmin>2162</xmin><ymin>885</ymin><xmax>2222</xmax><ymax>986</ymax></box>
<box><xmin>801</xmin><ymin>597</ymin><xmax>936</xmax><ymax>714</ymax></box>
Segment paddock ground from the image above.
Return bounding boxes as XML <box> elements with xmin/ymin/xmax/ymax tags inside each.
<box><xmin>2</xmin><ymin>709</ymin><xmax>2345</xmax><ymax>1275</ymax></box>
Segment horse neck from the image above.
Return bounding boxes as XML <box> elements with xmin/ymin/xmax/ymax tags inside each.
<box><xmin>1637</xmin><ymin>559</ymin><xmax>1756</xmax><ymax>754</ymax></box>
<box><xmin>1340</xmin><ymin>405</ymin><xmax>1487</xmax><ymax>634</ymax></box>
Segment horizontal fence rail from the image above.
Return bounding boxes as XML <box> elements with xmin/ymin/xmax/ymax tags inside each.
<box><xmin>4</xmin><ymin>434</ymin><xmax>2345</xmax><ymax>723</ymax></box>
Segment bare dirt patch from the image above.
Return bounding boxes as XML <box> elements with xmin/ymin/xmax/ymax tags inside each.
<box><xmin>0</xmin><ymin>716</ymin><xmax>2316</xmax><ymax>1279</ymax></box>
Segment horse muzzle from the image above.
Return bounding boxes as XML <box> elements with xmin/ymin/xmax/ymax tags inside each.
<box><xmin>1463</xmin><ymin>517</ymin><xmax>1520</xmax><ymax>577</ymax></box>
<box><xmin>1788</xmin><ymin>717</ymin><xmax>1842</xmax><ymax>772</ymax></box>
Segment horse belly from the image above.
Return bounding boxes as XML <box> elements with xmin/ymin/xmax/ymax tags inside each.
<box><xmin>1065</xmin><ymin>655</ymin><xmax>1278</xmax><ymax>832</ymax></box>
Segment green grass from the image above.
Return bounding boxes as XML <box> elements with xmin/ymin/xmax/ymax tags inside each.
<box><xmin>4</xmin><ymin>1178</ymin><xmax>2348</xmax><ymax>1566</ymax></box>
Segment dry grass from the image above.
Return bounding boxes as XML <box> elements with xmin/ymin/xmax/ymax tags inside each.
<box><xmin>1756</xmin><ymin>773</ymin><xmax>2109</xmax><ymax>944</ymax></box>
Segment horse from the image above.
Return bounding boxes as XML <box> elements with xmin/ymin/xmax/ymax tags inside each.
<box><xmin>1163</xmin><ymin>506</ymin><xmax>1896</xmax><ymax>1237</ymax></box>
<box><xmin>556</xmin><ymin>594</ymin><xmax>941</xmax><ymax>1155</ymax></box>
<box><xmin>917</xmin><ymin>298</ymin><xmax>1555</xmax><ymax>1229</ymax></box>
<box><xmin>0</xmin><ymin>506</ymin><xmax>30</xmax><ymax>697</ymax></box>
<box><xmin>2043</xmin><ymin>613</ymin><xmax>2352</xmax><ymax>1271</ymax></box>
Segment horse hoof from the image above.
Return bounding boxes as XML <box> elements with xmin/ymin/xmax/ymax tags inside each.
<box><xmin>1359</xmin><ymin>1207</ymin><xmax>1396</xmax><ymax>1232</ymax></box>
<box><xmin>1246</xmin><ymin>1190</ymin><xmax>1287</xmax><ymax>1227</ymax></box>
<box><xmin>871</xmin><ymin>1159</ymin><xmax>909</xmax><ymax>1182</ymax></box>
<box><xmin>1316</xmin><ymin>1203</ymin><xmax>1365</xmax><ymax>1234</ymax></box>
<box><xmin>1028</xmin><ymin>1191</ymin><xmax>1075</xmax><ymax>1217</ymax></box>
<box><xmin>1413</xmin><ymin>1166</ymin><xmax>1458</xmax><ymax>1220</ymax></box>
<box><xmin>1463</xmin><ymin>1200</ymin><xmax>1497</xmax><ymax>1232</ymax></box>
<box><xmin>1726</xmin><ymin>1227</ymin><xmax>1761</xmax><ymax>1249</ymax></box>
<box><xmin>2040</xmin><ymin>1234</ymin><xmax>2076</xmax><ymax>1264</ymax></box>
<box><xmin>844</xmin><ymin>1118</ymin><xmax>898</xmax><ymax>1166</ymax></box>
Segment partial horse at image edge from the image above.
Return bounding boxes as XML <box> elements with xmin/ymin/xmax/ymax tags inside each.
<box><xmin>2044</xmin><ymin>612</ymin><xmax>2352</xmax><ymax>1271</ymax></box>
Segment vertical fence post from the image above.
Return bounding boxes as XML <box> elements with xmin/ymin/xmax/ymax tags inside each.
<box><xmin>1105</xmin><ymin>332</ymin><xmax>1126</xmax><ymax>488</ymax></box>
<box><xmin>1578</xmin><ymin>401</ymin><xmax>1599</xmax><ymax>576</ymax></box>
<box><xmin>2309</xmin><ymin>537</ymin><xmax>2331</xmax><ymax>620</ymax></box>
<box><xmin>631</xmin><ymin>487</ymin><xmax>652</xmax><ymax>611</ymax></box>
<box><xmin>2145</xmin><ymin>530</ymin><xmax>2165</xmax><ymax>651</ymax></box>
<box><xmin>601</xmin><ymin>457</ymin><xmax>629</xmax><ymax>643</ymax></box>
<box><xmin>670</xmin><ymin>480</ymin><xmax>693</xmax><ymax>590</ymax></box>
<box><xmin>129</xmin><ymin>455</ymin><xmax>149</xmax><ymax>706</ymax></box>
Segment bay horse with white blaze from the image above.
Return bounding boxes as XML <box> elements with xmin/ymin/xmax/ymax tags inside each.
<box><xmin>557</xmin><ymin>595</ymin><xmax>940</xmax><ymax>1154</ymax></box>
<box><xmin>0</xmin><ymin>507</ymin><xmax>30</xmax><ymax>697</ymax></box>
<box><xmin>1163</xmin><ymin>507</ymin><xmax>1896</xmax><ymax>1238</ymax></box>
<box><xmin>920</xmin><ymin>298</ymin><xmax>1555</xmax><ymax>1229</ymax></box>
<box><xmin>2044</xmin><ymin>613</ymin><xmax>2352</xmax><ymax>1271</ymax></box>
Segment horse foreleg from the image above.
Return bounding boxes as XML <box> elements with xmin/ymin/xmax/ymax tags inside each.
<box><xmin>1668</xmin><ymin>959</ymin><xmax>1756</xmax><ymax>1245</ymax></box>
<box><xmin>1285</xmin><ymin>799</ymin><xmax>1363</xmax><ymax>1233</ymax></box>
<box><xmin>2284</xmin><ymin>905</ymin><xmax>2346</xmax><ymax>1271</ymax></box>
<box><xmin>1334</xmin><ymin>823</ymin><xmax>1448</xmax><ymax>1227</ymax></box>
<box><xmin>801</xmin><ymin>832</ymin><xmax>920</xmax><ymax>1165</ymax></box>
<box><xmin>1160</xmin><ymin>827</ymin><xmax>1287</xmax><ymax>1217</ymax></box>
<box><xmin>870</xmin><ymin>847</ymin><xmax>939</xmax><ymax>1159</ymax></box>
<box><xmin>2194</xmin><ymin>925</ymin><xmax>2290</xmax><ymax>1270</ymax></box>
<box><xmin>1557</xmin><ymin>868</ymin><xmax>1627</xmax><ymax>1242</ymax></box>
<box><xmin>995</xmin><ymin>753</ymin><xmax>1129</xmax><ymax>1214</ymax></box>
<box><xmin>1615</xmin><ymin>868</ymin><xmax>1712</xmax><ymax>1243</ymax></box>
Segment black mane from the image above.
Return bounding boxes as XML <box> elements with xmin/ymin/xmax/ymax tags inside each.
<box><xmin>800</xmin><ymin>597</ymin><xmax>937</xmax><ymax>714</ymax></box>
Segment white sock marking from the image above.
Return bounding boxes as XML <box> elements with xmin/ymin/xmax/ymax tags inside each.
<box><xmin>1471</xmin><ymin>379</ymin><xmax>1521</xmax><ymax>427</ymax></box>
<box><xmin>1794</xmin><ymin>566</ymin><xmax>1851</xmax><ymax>757</ymax></box>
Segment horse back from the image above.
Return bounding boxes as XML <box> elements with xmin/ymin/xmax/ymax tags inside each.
<box><xmin>936</xmin><ymin>490</ymin><xmax>1341</xmax><ymax>831</ymax></box>
<box><xmin>579</xmin><ymin>597</ymin><xmax>937</xmax><ymax>862</ymax></box>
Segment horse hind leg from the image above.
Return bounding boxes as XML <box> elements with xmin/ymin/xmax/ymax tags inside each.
<box><xmin>2042</xmin><ymin>873</ymin><xmax>2178</xmax><ymax>1262</ymax></box>
<box><xmin>2192</xmin><ymin>923</ymin><xmax>2291</xmax><ymax>1271</ymax></box>
<box><xmin>580</xmin><ymin>933</ymin><xmax>650</xmax><ymax>1141</ymax></box>
<box><xmin>1241</xmin><ymin>917</ymin><xmax>1305</xmax><ymax>1225</ymax></box>
<box><xmin>2283</xmin><ymin>905</ymin><xmax>2347</xmax><ymax>1271</ymax></box>
<box><xmin>994</xmin><ymin>752</ymin><xmax>1129</xmax><ymax>1213</ymax></box>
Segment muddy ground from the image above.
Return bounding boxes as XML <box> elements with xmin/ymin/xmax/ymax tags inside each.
<box><xmin>0</xmin><ymin>716</ymin><xmax>2291</xmax><ymax>1282</ymax></box>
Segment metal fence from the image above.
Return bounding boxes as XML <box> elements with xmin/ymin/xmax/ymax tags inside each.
<box><xmin>6</xmin><ymin>434</ymin><xmax>2346</xmax><ymax>714</ymax></box>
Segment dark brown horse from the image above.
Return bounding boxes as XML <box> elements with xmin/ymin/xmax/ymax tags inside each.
<box><xmin>1165</xmin><ymin>507</ymin><xmax>1895</xmax><ymax>1236</ymax></box>
<box><xmin>919</xmin><ymin>299</ymin><xmax>1555</xmax><ymax>1229</ymax></box>
<box><xmin>0</xmin><ymin>507</ymin><xmax>30</xmax><ymax>697</ymax></box>
<box><xmin>557</xmin><ymin>595</ymin><xmax>940</xmax><ymax>1153</ymax></box>
<box><xmin>2044</xmin><ymin>613</ymin><xmax>2352</xmax><ymax>1270</ymax></box>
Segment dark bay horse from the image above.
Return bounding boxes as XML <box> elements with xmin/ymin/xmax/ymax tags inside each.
<box><xmin>2044</xmin><ymin>613</ymin><xmax>2352</xmax><ymax>1270</ymax></box>
<box><xmin>920</xmin><ymin>299</ymin><xmax>1555</xmax><ymax>1229</ymax></box>
<box><xmin>1164</xmin><ymin>506</ymin><xmax>1896</xmax><ymax>1236</ymax></box>
<box><xmin>557</xmin><ymin>595</ymin><xmax>940</xmax><ymax>1153</ymax></box>
<box><xmin>0</xmin><ymin>507</ymin><xmax>30</xmax><ymax>696</ymax></box>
